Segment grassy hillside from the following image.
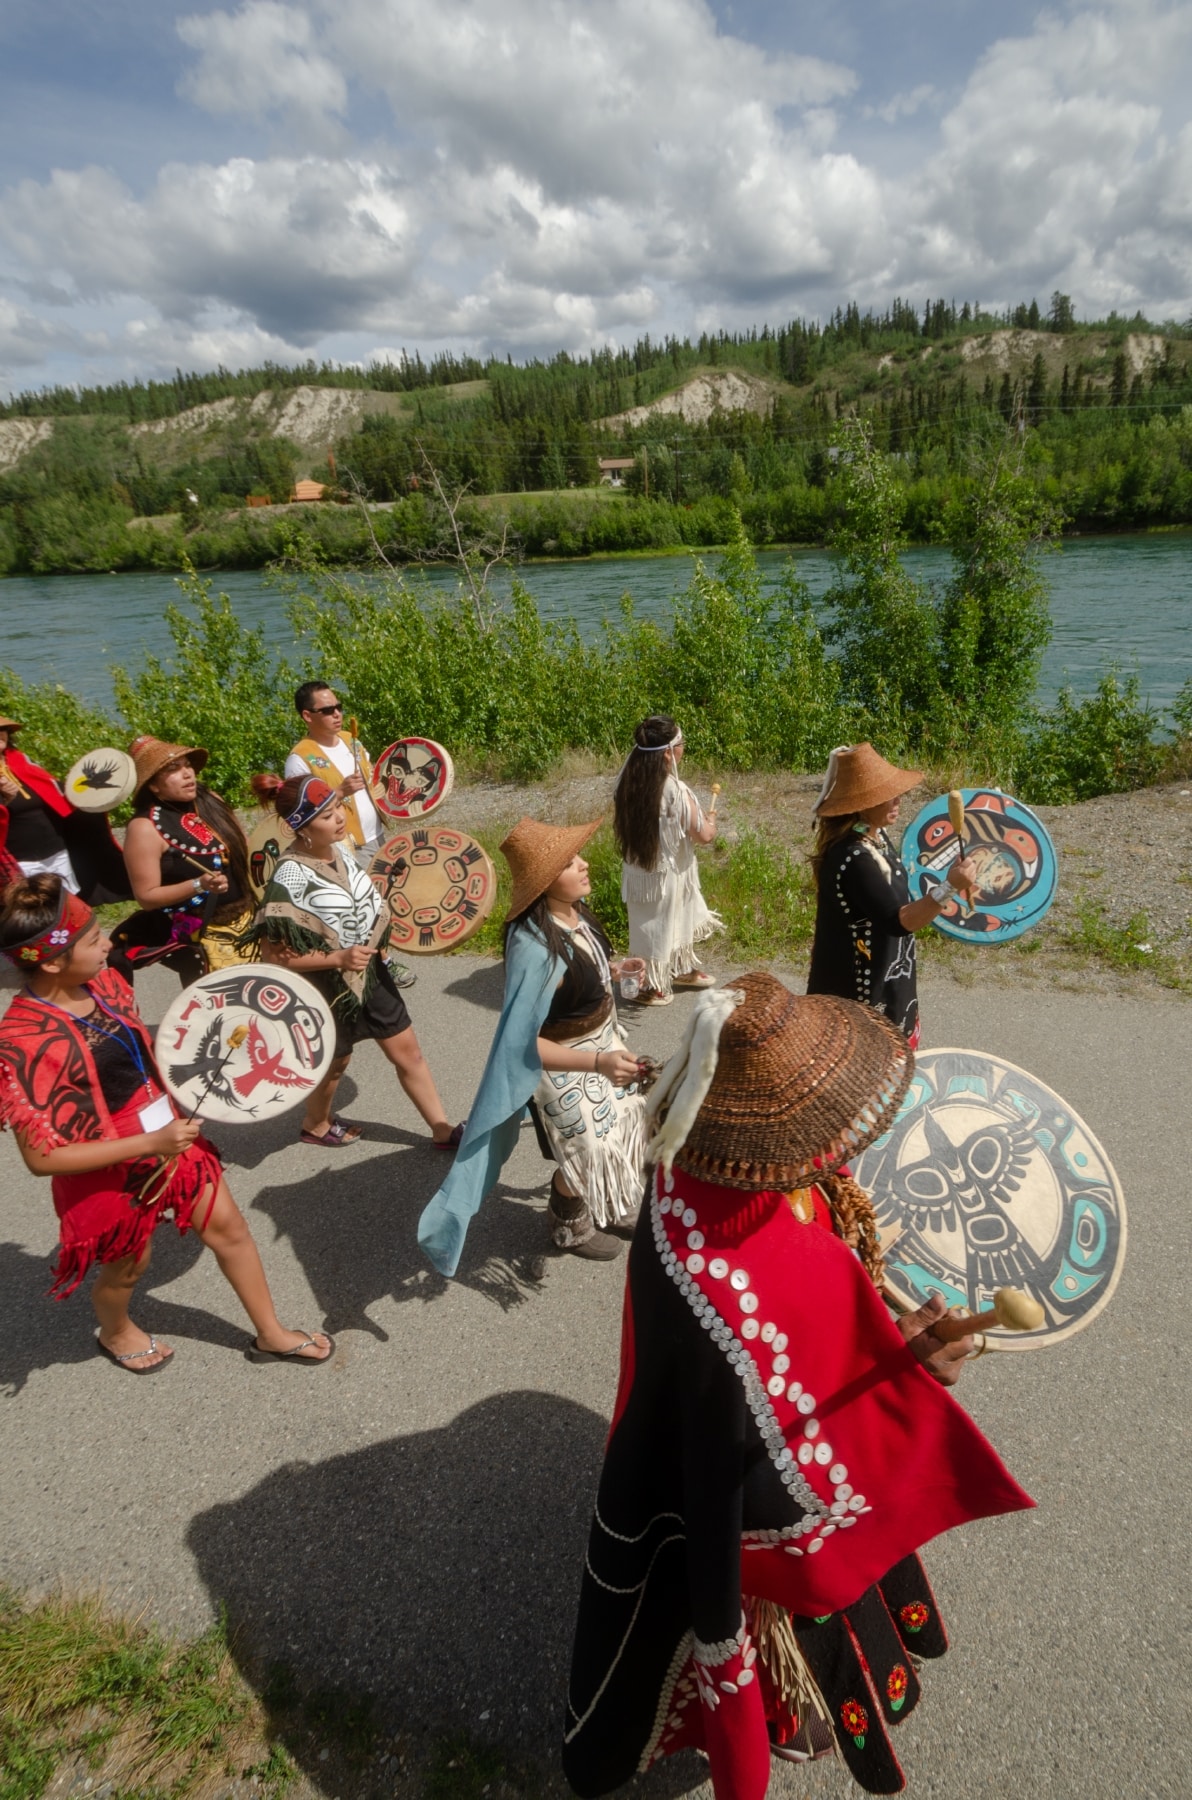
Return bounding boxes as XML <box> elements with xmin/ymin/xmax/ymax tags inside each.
<box><xmin>2</xmin><ymin>299</ymin><xmax>1192</xmax><ymax>574</ymax></box>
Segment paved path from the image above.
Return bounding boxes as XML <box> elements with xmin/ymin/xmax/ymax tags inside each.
<box><xmin>1</xmin><ymin>957</ymin><xmax>1188</xmax><ymax>1800</ymax></box>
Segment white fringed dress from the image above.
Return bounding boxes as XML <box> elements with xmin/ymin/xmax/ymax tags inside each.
<box><xmin>621</xmin><ymin>775</ymin><xmax>722</xmax><ymax>997</ymax></box>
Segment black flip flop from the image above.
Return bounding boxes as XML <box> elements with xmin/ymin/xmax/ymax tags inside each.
<box><xmin>94</xmin><ymin>1328</ymin><xmax>174</xmax><ymax>1375</ymax></box>
<box><xmin>245</xmin><ymin>1332</ymin><xmax>335</xmax><ymax>1367</ymax></box>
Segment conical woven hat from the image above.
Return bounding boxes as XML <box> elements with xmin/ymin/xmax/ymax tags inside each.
<box><xmin>673</xmin><ymin>971</ymin><xmax>914</xmax><ymax>1191</ymax></box>
<box><xmin>814</xmin><ymin>743</ymin><xmax>920</xmax><ymax>817</ymax></box>
<box><xmin>129</xmin><ymin>735</ymin><xmax>209</xmax><ymax>796</ymax></box>
<box><xmin>0</xmin><ymin>716</ymin><xmax>23</xmax><ymax>732</ymax></box>
<box><xmin>501</xmin><ymin>816</ymin><xmax>602</xmax><ymax>921</ymax></box>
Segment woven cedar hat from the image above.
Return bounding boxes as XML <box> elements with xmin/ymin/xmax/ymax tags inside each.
<box><xmin>669</xmin><ymin>971</ymin><xmax>913</xmax><ymax>1192</ymax></box>
<box><xmin>0</xmin><ymin>715</ymin><xmax>23</xmax><ymax>732</ymax></box>
<box><xmin>129</xmin><ymin>735</ymin><xmax>209</xmax><ymax>796</ymax></box>
<box><xmin>813</xmin><ymin>743</ymin><xmax>921</xmax><ymax>817</ymax></box>
<box><xmin>501</xmin><ymin>816</ymin><xmax>602</xmax><ymax>921</ymax></box>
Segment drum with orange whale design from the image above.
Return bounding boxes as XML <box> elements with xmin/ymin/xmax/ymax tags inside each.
<box><xmin>901</xmin><ymin>788</ymin><xmax>1057</xmax><ymax>943</ymax></box>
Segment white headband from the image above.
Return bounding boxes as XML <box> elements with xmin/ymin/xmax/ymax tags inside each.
<box><xmin>615</xmin><ymin>727</ymin><xmax>683</xmax><ymax>786</ymax></box>
<box><xmin>645</xmin><ymin>985</ymin><xmax>744</xmax><ymax>1175</ymax></box>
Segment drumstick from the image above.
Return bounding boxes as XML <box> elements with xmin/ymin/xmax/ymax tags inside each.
<box><xmin>348</xmin><ymin>716</ymin><xmax>361</xmax><ymax>778</ymax></box>
<box><xmin>0</xmin><ymin>750</ymin><xmax>31</xmax><ymax>799</ymax></box>
<box><xmin>709</xmin><ymin>783</ymin><xmax>721</xmax><ymax>815</ymax></box>
<box><xmin>947</xmin><ymin>789</ymin><xmax>973</xmax><ymax>914</ymax></box>
<box><xmin>184</xmin><ymin>1023</ymin><xmax>249</xmax><ymax>1123</ymax></box>
<box><xmin>930</xmin><ymin>1286</ymin><xmax>1045</xmax><ymax>1343</ymax></box>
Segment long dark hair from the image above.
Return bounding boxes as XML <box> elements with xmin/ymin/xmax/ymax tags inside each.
<box><xmin>613</xmin><ymin>715</ymin><xmax>680</xmax><ymax>871</ymax></box>
<box><xmin>504</xmin><ymin>892</ymin><xmax>601</xmax><ymax>968</ymax></box>
<box><xmin>136</xmin><ymin>776</ymin><xmax>252</xmax><ymax>900</ymax></box>
<box><xmin>810</xmin><ymin>812</ymin><xmax>866</xmax><ymax>881</ymax></box>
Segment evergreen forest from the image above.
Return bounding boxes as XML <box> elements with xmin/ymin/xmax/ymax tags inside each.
<box><xmin>2</xmin><ymin>294</ymin><xmax>1192</xmax><ymax>575</ymax></box>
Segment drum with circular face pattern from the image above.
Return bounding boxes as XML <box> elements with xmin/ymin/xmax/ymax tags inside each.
<box><xmin>371</xmin><ymin>737</ymin><xmax>454</xmax><ymax>822</ymax></box>
<box><xmin>156</xmin><ymin>967</ymin><xmax>335</xmax><ymax>1124</ymax></box>
<box><xmin>901</xmin><ymin>789</ymin><xmax>1057</xmax><ymax>943</ymax></box>
<box><xmin>853</xmin><ymin>1046</ymin><xmax>1125</xmax><ymax>1349</ymax></box>
<box><xmin>369</xmin><ymin>824</ymin><xmax>495</xmax><ymax>954</ymax></box>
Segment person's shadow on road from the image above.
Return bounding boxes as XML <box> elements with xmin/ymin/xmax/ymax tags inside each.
<box><xmin>186</xmin><ymin>1389</ymin><xmax>706</xmax><ymax>1798</ymax></box>
<box><xmin>250</xmin><ymin>1138</ymin><xmax>553</xmax><ymax>1341</ymax></box>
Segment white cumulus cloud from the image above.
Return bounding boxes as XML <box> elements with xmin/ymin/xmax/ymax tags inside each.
<box><xmin>0</xmin><ymin>0</ymin><xmax>1190</xmax><ymax>390</ymax></box>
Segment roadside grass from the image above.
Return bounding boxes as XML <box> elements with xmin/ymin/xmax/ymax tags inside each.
<box><xmin>0</xmin><ymin>1587</ymin><xmax>283</xmax><ymax>1800</ymax></box>
<box><xmin>462</xmin><ymin>821</ymin><xmax>817</xmax><ymax>966</ymax></box>
<box><xmin>0</xmin><ymin>1588</ymin><xmax>541</xmax><ymax>1800</ymax></box>
<box><xmin>1059</xmin><ymin>898</ymin><xmax>1192</xmax><ymax>992</ymax></box>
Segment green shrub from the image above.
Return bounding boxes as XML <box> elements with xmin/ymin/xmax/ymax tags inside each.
<box><xmin>111</xmin><ymin>568</ymin><xmax>296</xmax><ymax>803</ymax></box>
<box><xmin>0</xmin><ymin>671</ymin><xmax>121</xmax><ymax>776</ymax></box>
<box><xmin>1021</xmin><ymin>670</ymin><xmax>1165</xmax><ymax>803</ymax></box>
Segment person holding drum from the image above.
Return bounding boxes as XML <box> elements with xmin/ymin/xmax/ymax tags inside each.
<box><xmin>110</xmin><ymin>737</ymin><xmax>254</xmax><ymax>985</ymax></box>
<box><xmin>0</xmin><ymin>874</ymin><xmax>333</xmax><ymax>1371</ymax></box>
<box><xmin>419</xmin><ymin>818</ymin><xmax>650</xmax><ymax>1275</ymax></box>
<box><xmin>563</xmin><ymin>972</ymin><xmax>1032</xmax><ymax>1798</ymax></box>
<box><xmin>806</xmin><ymin>744</ymin><xmax>977</xmax><ymax>1045</ymax></box>
<box><xmin>613</xmin><ymin>715</ymin><xmax>722</xmax><ymax>1006</ymax></box>
<box><xmin>245</xmin><ymin>773</ymin><xmax>460</xmax><ymax>1151</ymax></box>
<box><xmin>286</xmin><ymin>681</ymin><xmax>414</xmax><ymax>989</ymax></box>
<box><xmin>0</xmin><ymin>715</ymin><xmax>128</xmax><ymax>902</ymax></box>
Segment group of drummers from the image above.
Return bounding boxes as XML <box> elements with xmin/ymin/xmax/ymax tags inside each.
<box><xmin>0</xmin><ymin>697</ymin><xmax>1091</xmax><ymax>1798</ymax></box>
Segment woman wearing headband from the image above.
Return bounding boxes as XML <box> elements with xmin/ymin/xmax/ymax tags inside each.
<box><xmin>807</xmin><ymin>744</ymin><xmax>977</xmax><ymax>1045</ymax></box>
<box><xmin>613</xmin><ymin>715</ymin><xmax>722</xmax><ymax>1007</ymax></box>
<box><xmin>111</xmin><ymin>736</ymin><xmax>254</xmax><ymax>985</ymax></box>
<box><xmin>244</xmin><ymin>773</ymin><xmax>460</xmax><ymax>1150</ymax></box>
<box><xmin>0</xmin><ymin>875</ymin><xmax>332</xmax><ymax>1371</ymax></box>
<box><xmin>563</xmin><ymin>973</ymin><xmax>1032</xmax><ymax>1798</ymax></box>
<box><xmin>419</xmin><ymin>817</ymin><xmax>650</xmax><ymax>1274</ymax></box>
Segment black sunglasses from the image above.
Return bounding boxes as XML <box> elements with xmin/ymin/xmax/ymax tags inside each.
<box><xmin>311</xmin><ymin>702</ymin><xmax>343</xmax><ymax>715</ymax></box>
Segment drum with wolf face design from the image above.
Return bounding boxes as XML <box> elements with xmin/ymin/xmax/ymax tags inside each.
<box><xmin>902</xmin><ymin>789</ymin><xmax>1057</xmax><ymax>943</ymax></box>
<box><xmin>369</xmin><ymin>824</ymin><xmax>495</xmax><ymax>954</ymax></box>
<box><xmin>371</xmin><ymin>737</ymin><xmax>454</xmax><ymax>822</ymax></box>
<box><xmin>156</xmin><ymin>967</ymin><xmax>334</xmax><ymax>1124</ymax></box>
<box><xmin>853</xmin><ymin>1047</ymin><xmax>1125</xmax><ymax>1349</ymax></box>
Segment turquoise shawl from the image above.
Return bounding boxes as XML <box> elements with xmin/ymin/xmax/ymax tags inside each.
<box><xmin>418</xmin><ymin>924</ymin><xmax>562</xmax><ymax>1277</ymax></box>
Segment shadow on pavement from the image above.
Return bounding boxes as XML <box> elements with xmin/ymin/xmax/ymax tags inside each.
<box><xmin>441</xmin><ymin>961</ymin><xmax>507</xmax><ymax>1012</ymax></box>
<box><xmin>250</xmin><ymin>1143</ymin><xmax>554</xmax><ymax>1339</ymax></box>
<box><xmin>0</xmin><ymin>1221</ymin><xmax>238</xmax><ymax>1395</ymax></box>
<box><xmin>187</xmin><ymin>1389</ymin><xmax>705</xmax><ymax>1797</ymax></box>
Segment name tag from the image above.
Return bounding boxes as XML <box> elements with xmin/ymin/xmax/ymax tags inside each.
<box><xmin>138</xmin><ymin>1093</ymin><xmax>175</xmax><ymax>1134</ymax></box>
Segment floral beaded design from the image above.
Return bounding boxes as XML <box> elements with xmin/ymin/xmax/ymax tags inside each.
<box><xmin>900</xmin><ymin>1601</ymin><xmax>930</xmax><ymax>1633</ymax></box>
<box><xmin>840</xmin><ymin>1698</ymin><xmax>868</xmax><ymax>1747</ymax></box>
<box><xmin>887</xmin><ymin>1664</ymin><xmax>909</xmax><ymax>1711</ymax></box>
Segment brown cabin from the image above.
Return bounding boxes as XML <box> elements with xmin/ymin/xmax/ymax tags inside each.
<box><xmin>291</xmin><ymin>479</ymin><xmax>327</xmax><ymax>503</ymax></box>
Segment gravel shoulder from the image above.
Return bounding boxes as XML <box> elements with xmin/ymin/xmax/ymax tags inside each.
<box><xmin>446</xmin><ymin>761</ymin><xmax>1192</xmax><ymax>999</ymax></box>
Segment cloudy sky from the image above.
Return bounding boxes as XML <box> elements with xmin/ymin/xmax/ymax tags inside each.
<box><xmin>1</xmin><ymin>0</ymin><xmax>1190</xmax><ymax>396</ymax></box>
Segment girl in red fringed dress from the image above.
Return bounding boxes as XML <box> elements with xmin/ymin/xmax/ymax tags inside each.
<box><xmin>0</xmin><ymin>874</ymin><xmax>332</xmax><ymax>1373</ymax></box>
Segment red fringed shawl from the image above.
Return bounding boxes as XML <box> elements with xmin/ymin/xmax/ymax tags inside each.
<box><xmin>0</xmin><ymin>966</ymin><xmax>150</xmax><ymax>1152</ymax></box>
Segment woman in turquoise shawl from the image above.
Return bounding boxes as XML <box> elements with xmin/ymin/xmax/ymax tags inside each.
<box><xmin>419</xmin><ymin>818</ymin><xmax>648</xmax><ymax>1277</ymax></box>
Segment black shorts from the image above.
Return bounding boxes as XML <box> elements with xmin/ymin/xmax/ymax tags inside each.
<box><xmin>314</xmin><ymin>960</ymin><xmax>413</xmax><ymax>1060</ymax></box>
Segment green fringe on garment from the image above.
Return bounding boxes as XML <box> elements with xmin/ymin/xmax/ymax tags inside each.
<box><xmin>235</xmin><ymin>913</ymin><xmax>383</xmax><ymax>1019</ymax></box>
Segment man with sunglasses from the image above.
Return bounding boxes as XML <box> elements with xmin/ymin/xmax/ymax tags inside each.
<box><xmin>286</xmin><ymin>682</ymin><xmax>415</xmax><ymax>988</ymax></box>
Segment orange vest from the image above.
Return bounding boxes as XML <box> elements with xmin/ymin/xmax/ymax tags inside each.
<box><xmin>291</xmin><ymin>733</ymin><xmax>374</xmax><ymax>847</ymax></box>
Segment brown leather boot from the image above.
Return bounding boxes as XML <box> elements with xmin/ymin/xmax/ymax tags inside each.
<box><xmin>547</xmin><ymin>1179</ymin><xmax>624</xmax><ymax>1261</ymax></box>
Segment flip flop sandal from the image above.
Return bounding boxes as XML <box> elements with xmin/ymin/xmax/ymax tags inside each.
<box><xmin>299</xmin><ymin>1119</ymin><xmax>360</xmax><ymax>1147</ymax></box>
<box><xmin>94</xmin><ymin>1328</ymin><xmax>174</xmax><ymax>1374</ymax></box>
<box><xmin>245</xmin><ymin>1333</ymin><xmax>335</xmax><ymax>1366</ymax></box>
<box><xmin>433</xmin><ymin>1120</ymin><xmax>467</xmax><ymax>1151</ymax></box>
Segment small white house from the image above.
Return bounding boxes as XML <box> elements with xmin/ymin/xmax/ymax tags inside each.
<box><xmin>597</xmin><ymin>457</ymin><xmax>635</xmax><ymax>487</ymax></box>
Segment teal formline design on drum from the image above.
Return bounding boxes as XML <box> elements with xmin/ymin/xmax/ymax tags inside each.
<box><xmin>901</xmin><ymin>788</ymin><xmax>1058</xmax><ymax>944</ymax></box>
<box><xmin>854</xmin><ymin>1047</ymin><xmax>1126</xmax><ymax>1350</ymax></box>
